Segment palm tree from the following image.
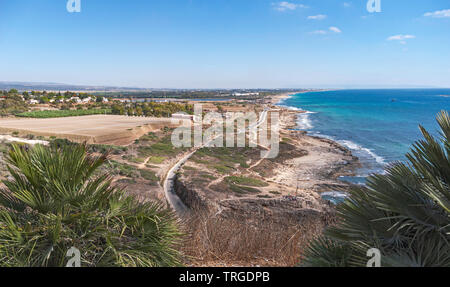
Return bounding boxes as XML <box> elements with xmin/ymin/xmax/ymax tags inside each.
<box><xmin>0</xmin><ymin>143</ymin><xmax>182</xmax><ymax>267</ymax></box>
<box><xmin>303</xmin><ymin>111</ymin><xmax>450</xmax><ymax>267</ymax></box>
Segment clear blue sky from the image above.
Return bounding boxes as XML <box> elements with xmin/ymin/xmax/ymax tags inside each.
<box><xmin>0</xmin><ymin>0</ymin><xmax>449</xmax><ymax>89</ymax></box>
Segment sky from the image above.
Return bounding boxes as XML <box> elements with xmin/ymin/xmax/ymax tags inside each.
<box><xmin>0</xmin><ymin>0</ymin><xmax>449</xmax><ymax>89</ymax></box>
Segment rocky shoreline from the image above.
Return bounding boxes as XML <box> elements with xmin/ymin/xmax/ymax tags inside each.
<box><xmin>173</xmin><ymin>105</ymin><xmax>360</xmax><ymax>225</ymax></box>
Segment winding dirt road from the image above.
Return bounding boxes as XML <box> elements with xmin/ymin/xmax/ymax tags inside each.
<box><xmin>163</xmin><ymin>109</ymin><xmax>269</xmax><ymax>216</ymax></box>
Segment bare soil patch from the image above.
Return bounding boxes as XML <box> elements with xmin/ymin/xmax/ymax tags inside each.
<box><xmin>0</xmin><ymin>115</ymin><xmax>178</xmax><ymax>145</ymax></box>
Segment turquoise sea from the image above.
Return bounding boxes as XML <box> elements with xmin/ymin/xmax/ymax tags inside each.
<box><xmin>280</xmin><ymin>89</ymin><xmax>450</xmax><ymax>185</ymax></box>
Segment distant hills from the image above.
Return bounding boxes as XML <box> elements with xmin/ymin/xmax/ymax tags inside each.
<box><xmin>1</xmin><ymin>81</ymin><xmax>446</xmax><ymax>93</ymax></box>
<box><xmin>0</xmin><ymin>81</ymin><xmax>305</xmax><ymax>96</ymax></box>
<box><xmin>0</xmin><ymin>81</ymin><xmax>150</xmax><ymax>92</ymax></box>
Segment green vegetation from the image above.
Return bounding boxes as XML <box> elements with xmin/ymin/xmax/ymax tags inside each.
<box><xmin>92</xmin><ymin>90</ymin><xmax>274</xmax><ymax>101</ymax></box>
<box><xmin>225</xmin><ymin>176</ymin><xmax>269</xmax><ymax>187</ymax></box>
<box><xmin>111</xmin><ymin>102</ymin><xmax>193</xmax><ymax>117</ymax></box>
<box><xmin>140</xmin><ymin>132</ymin><xmax>159</xmax><ymax>142</ymax></box>
<box><xmin>183</xmin><ymin>166</ymin><xmax>197</xmax><ymax>171</ymax></box>
<box><xmin>229</xmin><ymin>184</ymin><xmax>261</xmax><ymax>195</ymax></box>
<box><xmin>191</xmin><ymin>158</ymin><xmax>209</xmax><ymax>165</ymax></box>
<box><xmin>0</xmin><ymin>143</ymin><xmax>9</xmax><ymax>154</ymax></box>
<box><xmin>281</xmin><ymin>137</ymin><xmax>292</xmax><ymax>144</ymax></box>
<box><xmin>0</xmin><ymin>90</ymin><xmax>28</xmax><ymax>116</ymax></box>
<box><xmin>127</xmin><ymin>157</ymin><xmax>147</xmax><ymax>164</ymax></box>
<box><xmin>190</xmin><ymin>147</ymin><xmax>260</xmax><ymax>177</ymax></box>
<box><xmin>213</xmin><ymin>164</ymin><xmax>234</xmax><ymax>174</ymax></box>
<box><xmin>49</xmin><ymin>139</ymin><xmax>126</xmax><ymax>156</ymax></box>
<box><xmin>106</xmin><ymin>160</ymin><xmax>139</xmax><ymax>178</ymax></box>
<box><xmin>200</xmin><ymin>174</ymin><xmax>217</xmax><ymax>180</ymax></box>
<box><xmin>195</xmin><ymin>147</ymin><xmax>251</xmax><ymax>172</ymax></box>
<box><xmin>138</xmin><ymin>135</ymin><xmax>183</xmax><ymax>158</ymax></box>
<box><xmin>145</xmin><ymin>164</ymin><xmax>159</xmax><ymax>169</ymax></box>
<box><xmin>90</xmin><ymin>144</ymin><xmax>127</xmax><ymax>155</ymax></box>
<box><xmin>221</xmin><ymin>176</ymin><xmax>266</xmax><ymax>195</ymax></box>
<box><xmin>16</xmin><ymin>109</ymin><xmax>111</xmax><ymax>118</ymax></box>
<box><xmin>303</xmin><ymin>111</ymin><xmax>450</xmax><ymax>267</ymax></box>
<box><xmin>0</xmin><ymin>144</ymin><xmax>182</xmax><ymax>267</ymax></box>
<box><xmin>148</xmin><ymin>156</ymin><xmax>167</xmax><ymax>164</ymax></box>
<box><xmin>139</xmin><ymin>169</ymin><xmax>159</xmax><ymax>182</ymax></box>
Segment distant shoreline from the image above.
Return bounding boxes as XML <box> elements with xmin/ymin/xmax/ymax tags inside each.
<box><xmin>269</xmin><ymin>89</ymin><xmax>337</xmax><ymax>106</ymax></box>
<box><xmin>269</xmin><ymin>90</ymin><xmax>363</xmax><ymax>190</ymax></box>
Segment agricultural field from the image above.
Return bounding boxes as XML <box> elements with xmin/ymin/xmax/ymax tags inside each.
<box><xmin>16</xmin><ymin>109</ymin><xmax>112</xmax><ymax>118</ymax></box>
<box><xmin>0</xmin><ymin>115</ymin><xmax>180</xmax><ymax>146</ymax></box>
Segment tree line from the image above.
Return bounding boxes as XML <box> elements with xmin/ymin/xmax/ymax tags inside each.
<box><xmin>111</xmin><ymin>102</ymin><xmax>194</xmax><ymax>117</ymax></box>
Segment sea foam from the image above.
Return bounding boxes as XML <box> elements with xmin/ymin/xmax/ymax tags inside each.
<box><xmin>276</xmin><ymin>93</ymin><xmax>385</xmax><ymax>165</ymax></box>
<box><xmin>296</xmin><ymin>112</ymin><xmax>315</xmax><ymax>130</ymax></box>
<box><xmin>338</xmin><ymin>140</ymin><xmax>386</xmax><ymax>165</ymax></box>
<box><xmin>308</xmin><ymin>133</ymin><xmax>386</xmax><ymax>165</ymax></box>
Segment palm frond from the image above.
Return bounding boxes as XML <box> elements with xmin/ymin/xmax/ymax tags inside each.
<box><xmin>303</xmin><ymin>111</ymin><xmax>450</xmax><ymax>267</ymax></box>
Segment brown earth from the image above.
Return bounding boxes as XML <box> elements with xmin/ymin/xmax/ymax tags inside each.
<box><xmin>0</xmin><ymin>115</ymin><xmax>180</xmax><ymax>146</ymax></box>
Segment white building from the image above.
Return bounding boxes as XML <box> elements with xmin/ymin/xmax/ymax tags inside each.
<box><xmin>232</xmin><ymin>92</ymin><xmax>260</xmax><ymax>97</ymax></box>
<box><xmin>70</xmin><ymin>97</ymin><xmax>82</xmax><ymax>103</ymax></box>
<box><xmin>81</xmin><ymin>97</ymin><xmax>92</xmax><ymax>103</ymax></box>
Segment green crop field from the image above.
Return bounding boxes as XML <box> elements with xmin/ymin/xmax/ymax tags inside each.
<box><xmin>16</xmin><ymin>109</ymin><xmax>112</xmax><ymax>118</ymax></box>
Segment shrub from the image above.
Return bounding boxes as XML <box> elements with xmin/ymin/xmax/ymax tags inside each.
<box><xmin>139</xmin><ymin>169</ymin><xmax>159</xmax><ymax>182</ymax></box>
<box><xmin>225</xmin><ymin>176</ymin><xmax>269</xmax><ymax>187</ymax></box>
<box><xmin>16</xmin><ymin>109</ymin><xmax>112</xmax><ymax>118</ymax></box>
<box><xmin>0</xmin><ymin>144</ymin><xmax>182</xmax><ymax>267</ymax></box>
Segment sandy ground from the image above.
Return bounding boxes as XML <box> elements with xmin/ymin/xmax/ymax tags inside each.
<box><xmin>0</xmin><ymin>115</ymin><xmax>178</xmax><ymax>146</ymax></box>
<box><xmin>268</xmin><ymin>93</ymin><xmax>297</xmax><ymax>105</ymax></box>
<box><xmin>269</xmin><ymin>132</ymin><xmax>357</xmax><ymax>193</ymax></box>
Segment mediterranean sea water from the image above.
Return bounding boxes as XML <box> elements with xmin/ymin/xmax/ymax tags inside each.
<box><xmin>280</xmin><ymin>89</ymin><xmax>450</xmax><ymax>186</ymax></box>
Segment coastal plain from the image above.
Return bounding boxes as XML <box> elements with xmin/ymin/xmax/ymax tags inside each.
<box><xmin>0</xmin><ymin>93</ymin><xmax>361</xmax><ymax>267</ymax></box>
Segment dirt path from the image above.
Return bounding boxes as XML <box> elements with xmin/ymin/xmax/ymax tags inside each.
<box><xmin>163</xmin><ymin>109</ymin><xmax>269</xmax><ymax>216</ymax></box>
<box><xmin>137</xmin><ymin>156</ymin><xmax>152</xmax><ymax>169</ymax></box>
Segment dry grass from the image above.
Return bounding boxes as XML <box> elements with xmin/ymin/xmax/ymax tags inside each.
<box><xmin>180</xmin><ymin>209</ymin><xmax>335</xmax><ymax>267</ymax></box>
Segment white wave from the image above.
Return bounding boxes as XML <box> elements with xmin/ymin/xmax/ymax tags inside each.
<box><xmin>278</xmin><ymin>104</ymin><xmax>303</xmax><ymax>111</ymax></box>
<box><xmin>276</xmin><ymin>101</ymin><xmax>387</xmax><ymax>166</ymax></box>
<box><xmin>297</xmin><ymin>113</ymin><xmax>314</xmax><ymax>130</ymax></box>
<box><xmin>310</xmin><ymin>132</ymin><xmax>334</xmax><ymax>141</ymax></box>
<box><xmin>309</xmin><ymin>133</ymin><xmax>386</xmax><ymax>165</ymax></box>
<box><xmin>338</xmin><ymin>140</ymin><xmax>386</xmax><ymax>164</ymax></box>
<box><xmin>321</xmin><ymin>191</ymin><xmax>348</xmax><ymax>198</ymax></box>
<box><xmin>277</xmin><ymin>98</ymin><xmax>288</xmax><ymax>105</ymax></box>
